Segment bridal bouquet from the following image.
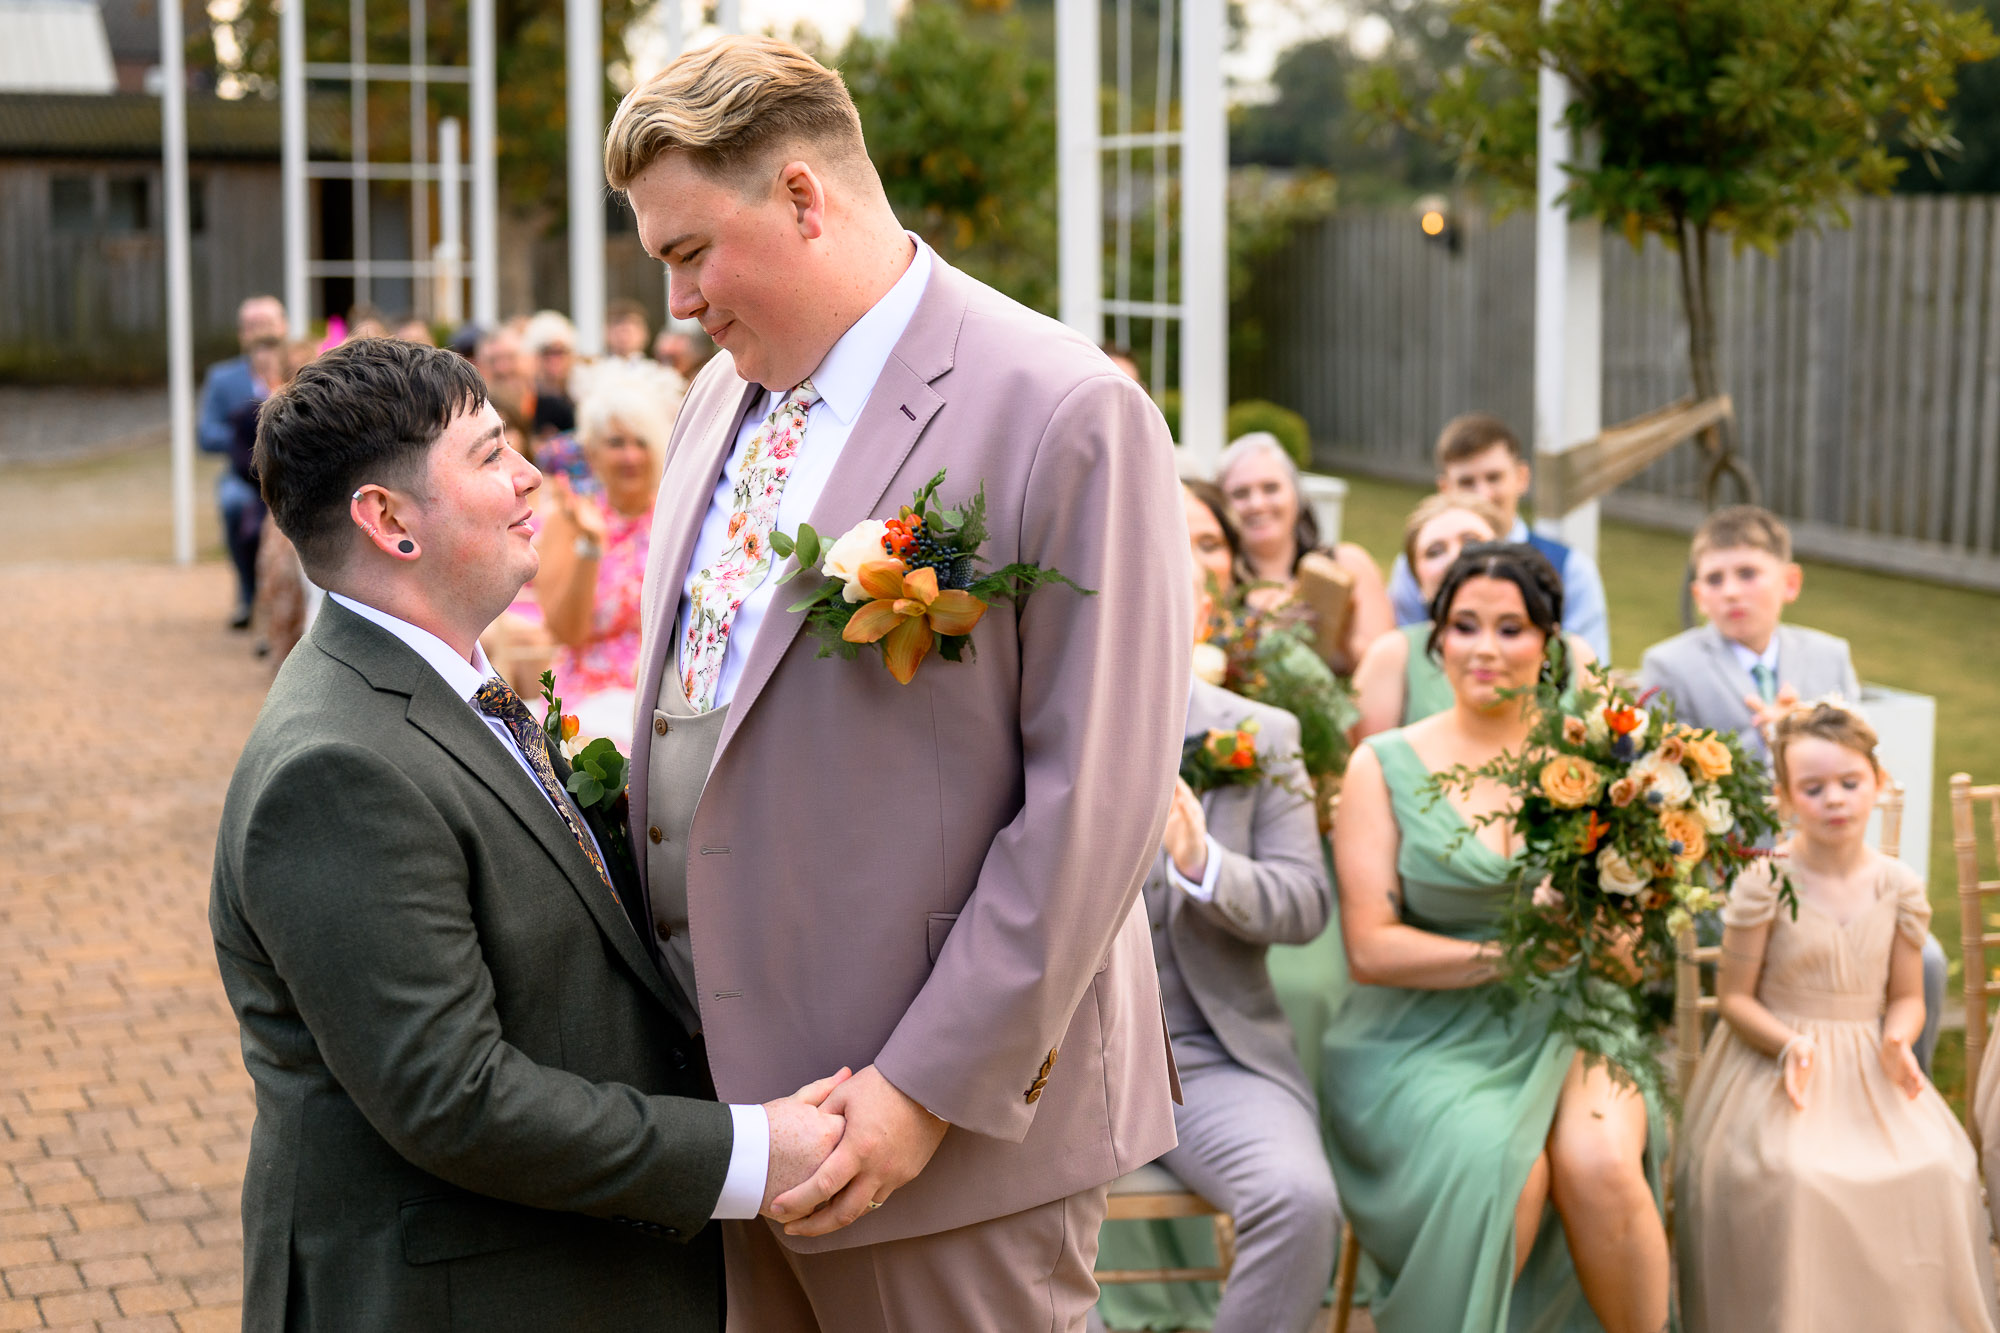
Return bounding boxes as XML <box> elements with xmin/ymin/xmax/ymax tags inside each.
<box><xmin>1195</xmin><ymin>588</ymin><xmax>1359</xmax><ymax>829</ymax></box>
<box><xmin>1429</xmin><ymin>662</ymin><xmax>1782</xmax><ymax>1094</ymax></box>
<box><xmin>772</xmin><ymin>470</ymin><xmax>1090</xmax><ymax>685</ymax></box>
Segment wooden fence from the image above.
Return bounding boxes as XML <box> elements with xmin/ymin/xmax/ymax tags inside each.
<box><xmin>1236</xmin><ymin>196</ymin><xmax>2000</xmax><ymax>591</ymax></box>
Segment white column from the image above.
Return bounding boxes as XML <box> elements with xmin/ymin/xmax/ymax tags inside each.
<box><xmin>160</xmin><ymin>0</ymin><xmax>196</xmax><ymax>566</ymax></box>
<box><xmin>436</xmin><ymin>117</ymin><xmax>463</xmax><ymax>325</ymax></box>
<box><xmin>280</xmin><ymin>0</ymin><xmax>307</xmax><ymax>336</ymax></box>
<box><xmin>860</xmin><ymin>0</ymin><xmax>893</xmax><ymax>40</ymax></box>
<box><xmin>1056</xmin><ymin>0</ymin><xmax>1100</xmax><ymax>341</ymax></box>
<box><xmin>1177</xmin><ymin>0</ymin><xmax>1226</xmax><ymax>469</ymax></box>
<box><xmin>663</xmin><ymin>0</ymin><xmax>684</xmax><ymax>59</ymax></box>
<box><xmin>715</xmin><ymin>0</ymin><xmax>739</xmax><ymax>34</ymax></box>
<box><xmin>1531</xmin><ymin>0</ymin><xmax>1601</xmax><ymax>560</ymax></box>
<box><xmin>566</xmin><ymin>0</ymin><xmax>605</xmax><ymax>355</ymax></box>
<box><xmin>470</xmin><ymin>0</ymin><xmax>499</xmax><ymax>326</ymax></box>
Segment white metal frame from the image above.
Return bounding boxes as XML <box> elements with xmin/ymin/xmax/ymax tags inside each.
<box><xmin>1058</xmin><ymin>0</ymin><xmax>1226</xmax><ymax>469</ymax></box>
<box><xmin>161</xmin><ymin>0</ymin><xmax>195</xmax><ymax>564</ymax></box>
<box><xmin>282</xmin><ymin>0</ymin><xmax>498</xmax><ymax>335</ymax></box>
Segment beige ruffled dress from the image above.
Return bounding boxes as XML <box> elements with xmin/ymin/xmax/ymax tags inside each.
<box><xmin>1672</xmin><ymin>855</ymin><xmax>1997</xmax><ymax>1332</ymax></box>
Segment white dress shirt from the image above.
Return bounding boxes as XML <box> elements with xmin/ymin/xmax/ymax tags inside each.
<box><xmin>675</xmin><ymin>235</ymin><xmax>934</xmax><ymax>708</ymax></box>
<box><xmin>1728</xmin><ymin>635</ymin><xmax>1781</xmax><ymax>681</ymax></box>
<box><xmin>327</xmin><ymin>592</ymin><xmax>770</xmax><ymax>1219</ymax></box>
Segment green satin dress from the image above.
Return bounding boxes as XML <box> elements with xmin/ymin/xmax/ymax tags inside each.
<box><xmin>1399</xmin><ymin>622</ymin><xmax>1456</xmax><ymax>725</ymax></box>
<box><xmin>1319</xmin><ymin>731</ymin><xmax>1668</xmax><ymax>1333</ymax></box>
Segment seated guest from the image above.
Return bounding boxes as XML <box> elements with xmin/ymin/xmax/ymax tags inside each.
<box><xmin>1216</xmin><ymin>432</ymin><xmax>1393</xmax><ymax>674</ymax></box>
<box><xmin>1119</xmin><ymin>557</ymin><xmax>1337</xmax><ymax>1333</ymax></box>
<box><xmin>532</xmin><ymin>373</ymin><xmax>673</xmax><ymax>746</ymax></box>
<box><xmin>1324</xmin><ymin>543</ymin><xmax>1668</xmax><ymax>1332</ymax></box>
<box><xmin>525</xmin><ymin>309</ymin><xmax>580</xmax><ymax>440</ymax></box>
<box><xmin>652</xmin><ymin>323</ymin><xmax>712</xmax><ymax>380</ymax></box>
<box><xmin>475</xmin><ymin>325</ymin><xmax>537</xmax><ymax>445</ymax></box>
<box><xmin>1387</xmin><ymin>413</ymin><xmax>1611</xmax><ymax>661</ymax></box>
<box><xmin>1184</xmin><ymin>478</ymin><xmax>1250</xmax><ymax>596</ymax></box>
<box><xmin>1639</xmin><ymin>505</ymin><xmax>1945</xmax><ymax>1073</ymax></box>
<box><xmin>605</xmin><ymin>298</ymin><xmax>652</xmax><ymax>363</ymax></box>
<box><xmin>1673</xmin><ymin>703</ymin><xmax>1997</xmax><ymax>1332</ymax></box>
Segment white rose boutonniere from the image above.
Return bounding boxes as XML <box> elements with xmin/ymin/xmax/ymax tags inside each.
<box><xmin>820</xmin><ymin>519</ymin><xmax>893</xmax><ymax>603</ymax></box>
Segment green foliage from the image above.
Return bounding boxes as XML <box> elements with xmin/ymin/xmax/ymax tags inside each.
<box><xmin>1204</xmin><ymin>591</ymin><xmax>1359</xmax><ymax>781</ymax></box>
<box><xmin>1225</xmin><ymin>399</ymin><xmax>1311</xmax><ymax>469</ymax></box>
<box><xmin>1900</xmin><ymin>0</ymin><xmax>2000</xmax><ymax>191</ymax></box>
<box><xmin>835</xmin><ymin>2</ymin><xmax>1059</xmax><ymax>313</ymax></box>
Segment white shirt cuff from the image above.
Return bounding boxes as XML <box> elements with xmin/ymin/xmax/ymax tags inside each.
<box><xmin>1168</xmin><ymin>835</ymin><xmax>1225</xmax><ymax>902</ymax></box>
<box><xmin>710</xmin><ymin>1103</ymin><xmax>770</xmax><ymax>1220</ymax></box>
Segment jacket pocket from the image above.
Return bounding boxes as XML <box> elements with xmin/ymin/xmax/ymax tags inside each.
<box><xmin>399</xmin><ymin>1195</ymin><xmax>572</xmax><ymax>1266</ymax></box>
<box><xmin>926</xmin><ymin>912</ymin><xmax>959</xmax><ymax>965</ymax></box>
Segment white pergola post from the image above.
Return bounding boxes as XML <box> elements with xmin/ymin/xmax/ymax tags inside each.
<box><xmin>436</xmin><ymin>117</ymin><xmax>464</xmax><ymax>325</ymax></box>
<box><xmin>160</xmin><ymin>0</ymin><xmax>196</xmax><ymax>566</ymax></box>
<box><xmin>1177</xmin><ymin>0</ymin><xmax>1226</xmax><ymax>471</ymax></box>
<box><xmin>471</xmin><ymin>0</ymin><xmax>499</xmax><ymax>326</ymax></box>
<box><xmin>861</xmin><ymin>0</ymin><xmax>893</xmax><ymax>40</ymax></box>
<box><xmin>1531</xmin><ymin>4</ymin><xmax>1602</xmax><ymax>561</ymax></box>
<box><xmin>281</xmin><ymin>0</ymin><xmax>307</xmax><ymax>335</ymax></box>
<box><xmin>1055</xmin><ymin>0</ymin><xmax>1099</xmax><ymax>341</ymax></box>
<box><xmin>715</xmin><ymin>0</ymin><xmax>740</xmax><ymax>34</ymax></box>
<box><xmin>566</xmin><ymin>0</ymin><xmax>605</xmax><ymax>355</ymax></box>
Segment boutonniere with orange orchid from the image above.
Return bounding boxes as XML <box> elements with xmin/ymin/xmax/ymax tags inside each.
<box><xmin>1427</xmin><ymin>658</ymin><xmax>1783</xmax><ymax>1099</ymax></box>
<box><xmin>538</xmin><ymin>670</ymin><xmax>632</xmax><ymax>861</ymax></box>
<box><xmin>771</xmin><ymin>470</ymin><xmax>1092</xmax><ymax>684</ymax></box>
<box><xmin>1179</xmin><ymin>718</ymin><xmax>1279</xmax><ymax>795</ymax></box>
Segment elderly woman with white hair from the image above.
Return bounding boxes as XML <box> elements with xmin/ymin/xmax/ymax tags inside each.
<box><xmin>1215</xmin><ymin>432</ymin><xmax>1393</xmax><ymax>674</ymax></box>
<box><xmin>533</xmin><ymin>371</ymin><xmax>677</xmax><ymax>745</ymax></box>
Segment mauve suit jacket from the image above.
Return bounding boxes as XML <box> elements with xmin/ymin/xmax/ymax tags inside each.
<box><xmin>630</xmin><ymin>255</ymin><xmax>1191</xmax><ymax>1252</ymax></box>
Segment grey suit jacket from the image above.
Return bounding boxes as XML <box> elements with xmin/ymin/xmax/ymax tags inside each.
<box><xmin>1638</xmin><ymin>622</ymin><xmax>1860</xmax><ymax>765</ymax></box>
<box><xmin>210</xmin><ymin>601</ymin><xmax>732</xmax><ymax>1332</ymax></box>
<box><xmin>1152</xmin><ymin>682</ymin><xmax>1331</xmax><ymax>1112</ymax></box>
<box><xmin>629</xmin><ymin>255</ymin><xmax>1190</xmax><ymax>1250</ymax></box>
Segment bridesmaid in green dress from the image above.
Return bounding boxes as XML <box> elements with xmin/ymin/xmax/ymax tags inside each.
<box><xmin>1323</xmin><ymin>543</ymin><xmax>1670</xmax><ymax>1333</ymax></box>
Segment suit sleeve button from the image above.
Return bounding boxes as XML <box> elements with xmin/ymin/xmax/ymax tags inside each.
<box><xmin>649</xmin><ymin>826</ymin><xmax>664</xmax><ymax>844</ymax></box>
<box><xmin>655</xmin><ymin>717</ymin><xmax>669</xmax><ymax>735</ymax></box>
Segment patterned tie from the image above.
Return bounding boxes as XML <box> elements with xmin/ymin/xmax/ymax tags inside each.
<box><xmin>1750</xmin><ymin>663</ymin><xmax>1778</xmax><ymax>704</ymax></box>
<box><xmin>679</xmin><ymin>379</ymin><xmax>820</xmax><ymax>711</ymax></box>
<box><xmin>471</xmin><ymin>678</ymin><xmax>620</xmax><ymax>906</ymax></box>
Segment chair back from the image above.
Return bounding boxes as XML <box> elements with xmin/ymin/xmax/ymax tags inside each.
<box><xmin>1675</xmin><ymin>781</ymin><xmax>1905</xmax><ymax>1098</ymax></box>
<box><xmin>1954</xmin><ymin>773</ymin><xmax>2000</xmax><ymax>1152</ymax></box>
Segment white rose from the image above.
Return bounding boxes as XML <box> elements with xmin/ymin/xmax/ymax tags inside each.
<box><xmin>1596</xmin><ymin>845</ymin><xmax>1652</xmax><ymax>897</ymax></box>
<box><xmin>1585</xmin><ymin>708</ymin><xmax>1610</xmax><ymax>748</ymax></box>
<box><xmin>1694</xmin><ymin>787</ymin><xmax>1735</xmax><ymax>836</ymax></box>
<box><xmin>821</xmin><ymin>520</ymin><xmax>894</xmax><ymax>602</ymax></box>
<box><xmin>1635</xmin><ymin>751</ymin><xmax>1693</xmax><ymax>809</ymax></box>
<box><xmin>1191</xmin><ymin>642</ymin><xmax>1229</xmax><ymax>687</ymax></box>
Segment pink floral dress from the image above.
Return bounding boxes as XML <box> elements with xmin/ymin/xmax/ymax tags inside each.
<box><xmin>552</xmin><ymin>503</ymin><xmax>653</xmax><ymax>701</ymax></box>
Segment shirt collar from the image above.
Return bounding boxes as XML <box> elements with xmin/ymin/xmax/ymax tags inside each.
<box><xmin>799</xmin><ymin>232</ymin><xmax>934</xmax><ymax>426</ymax></box>
<box><xmin>1506</xmin><ymin>516</ymin><xmax>1531</xmax><ymax>543</ymax></box>
<box><xmin>1727</xmin><ymin>634</ymin><xmax>1780</xmax><ymax>676</ymax></box>
<box><xmin>328</xmin><ymin>592</ymin><xmax>496</xmax><ymax>702</ymax></box>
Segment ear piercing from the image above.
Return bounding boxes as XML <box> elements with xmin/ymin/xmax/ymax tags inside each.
<box><xmin>398</xmin><ymin>540</ymin><xmax>416</xmax><ymax>554</ymax></box>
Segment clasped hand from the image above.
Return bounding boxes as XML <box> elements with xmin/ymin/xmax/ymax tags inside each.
<box><xmin>1162</xmin><ymin>778</ymin><xmax>1210</xmax><ymax>883</ymax></box>
<box><xmin>764</xmin><ymin>1064</ymin><xmax>948</xmax><ymax>1237</ymax></box>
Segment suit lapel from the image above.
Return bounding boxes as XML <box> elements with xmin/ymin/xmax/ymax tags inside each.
<box><xmin>713</xmin><ymin>261</ymin><xmax>969</xmax><ymax>761</ymax></box>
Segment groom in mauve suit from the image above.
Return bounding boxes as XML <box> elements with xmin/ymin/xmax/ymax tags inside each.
<box><xmin>608</xmin><ymin>35</ymin><xmax>1191</xmax><ymax>1331</ymax></box>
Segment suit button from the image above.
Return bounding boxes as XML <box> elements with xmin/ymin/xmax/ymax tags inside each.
<box><xmin>654</xmin><ymin>717</ymin><xmax>669</xmax><ymax>735</ymax></box>
<box><xmin>656</xmin><ymin>922</ymin><xmax>673</xmax><ymax>942</ymax></box>
<box><xmin>664</xmin><ymin>1227</ymin><xmax>679</xmax><ymax>1239</ymax></box>
<box><xmin>649</xmin><ymin>826</ymin><xmax>664</xmax><ymax>844</ymax></box>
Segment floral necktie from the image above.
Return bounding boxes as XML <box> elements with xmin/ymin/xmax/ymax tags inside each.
<box><xmin>471</xmin><ymin>678</ymin><xmax>619</xmax><ymax>906</ymax></box>
<box><xmin>679</xmin><ymin>379</ymin><xmax>820</xmax><ymax>711</ymax></box>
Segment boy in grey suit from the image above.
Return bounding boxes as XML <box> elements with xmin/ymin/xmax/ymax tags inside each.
<box><xmin>1639</xmin><ymin>505</ymin><xmax>1943</xmax><ymax>1069</ymax></box>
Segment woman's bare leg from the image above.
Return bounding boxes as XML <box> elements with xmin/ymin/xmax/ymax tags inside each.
<box><xmin>1546</xmin><ymin>1054</ymin><xmax>1668</xmax><ymax>1333</ymax></box>
<box><xmin>1514</xmin><ymin>1150</ymin><xmax>1550</xmax><ymax>1281</ymax></box>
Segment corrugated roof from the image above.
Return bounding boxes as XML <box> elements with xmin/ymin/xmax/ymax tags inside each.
<box><xmin>0</xmin><ymin>0</ymin><xmax>117</xmax><ymax>94</ymax></box>
<box><xmin>0</xmin><ymin>91</ymin><xmax>349</xmax><ymax>158</ymax></box>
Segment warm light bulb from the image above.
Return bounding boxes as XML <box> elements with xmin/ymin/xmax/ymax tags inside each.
<box><xmin>1420</xmin><ymin>210</ymin><xmax>1446</xmax><ymax>237</ymax></box>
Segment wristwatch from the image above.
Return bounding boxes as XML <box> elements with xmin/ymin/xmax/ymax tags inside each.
<box><xmin>574</xmin><ymin>536</ymin><xmax>604</xmax><ymax>560</ymax></box>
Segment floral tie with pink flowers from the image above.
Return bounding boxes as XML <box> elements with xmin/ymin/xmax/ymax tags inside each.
<box><xmin>679</xmin><ymin>379</ymin><xmax>820</xmax><ymax>711</ymax></box>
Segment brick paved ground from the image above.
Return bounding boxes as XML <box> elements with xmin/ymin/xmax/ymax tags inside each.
<box><xmin>2</xmin><ymin>563</ymin><xmax>267</xmax><ymax>1333</ymax></box>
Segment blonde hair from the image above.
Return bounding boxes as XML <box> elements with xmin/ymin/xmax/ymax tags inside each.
<box><xmin>1692</xmin><ymin>503</ymin><xmax>1792</xmax><ymax>564</ymax></box>
<box><xmin>605</xmin><ymin>36</ymin><xmax>869</xmax><ymax>192</ymax></box>
<box><xmin>1401</xmin><ymin>492</ymin><xmax>1505</xmax><ymax>570</ymax></box>
<box><xmin>1771</xmin><ymin>699</ymin><xmax>1881</xmax><ymax>791</ymax></box>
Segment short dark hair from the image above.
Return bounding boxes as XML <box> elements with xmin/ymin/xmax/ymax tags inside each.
<box><xmin>608</xmin><ymin>298</ymin><xmax>649</xmax><ymax>327</ymax></box>
<box><xmin>1426</xmin><ymin>541</ymin><xmax>1565</xmax><ymax>660</ymax></box>
<box><xmin>254</xmin><ymin>338</ymin><xmax>486</xmax><ymax>581</ymax></box>
<box><xmin>1435</xmin><ymin>412</ymin><xmax>1523</xmax><ymax>470</ymax></box>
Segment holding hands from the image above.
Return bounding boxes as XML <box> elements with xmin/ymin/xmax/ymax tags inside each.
<box><xmin>760</xmin><ymin>1068</ymin><xmax>853</xmax><ymax>1216</ymax></box>
<box><xmin>768</xmin><ymin>1065</ymin><xmax>949</xmax><ymax>1237</ymax></box>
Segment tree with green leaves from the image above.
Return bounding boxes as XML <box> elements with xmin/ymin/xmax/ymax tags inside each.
<box><xmin>1359</xmin><ymin>0</ymin><xmax>1997</xmax><ymax>504</ymax></box>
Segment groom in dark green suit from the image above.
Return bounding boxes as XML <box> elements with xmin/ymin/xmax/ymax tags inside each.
<box><xmin>210</xmin><ymin>338</ymin><xmax>845</xmax><ymax>1330</ymax></box>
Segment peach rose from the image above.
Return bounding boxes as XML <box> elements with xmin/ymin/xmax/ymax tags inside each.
<box><xmin>1660</xmin><ymin>808</ymin><xmax>1708</xmax><ymax>864</ymax></box>
<box><xmin>1563</xmin><ymin>716</ymin><xmax>1590</xmax><ymax>747</ymax></box>
<box><xmin>1657</xmin><ymin>736</ymin><xmax>1685</xmax><ymax>766</ymax></box>
<box><xmin>1539</xmin><ymin>755</ymin><xmax>1605</xmax><ymax>809</ymax></box>
<box><xmin>1684</xmin><ymin>735</ymin><xmax>1734</xmax><ymax>781</ymax></box>
<box><xmin>1609</xmin><ymin>776</ymin><xmax>1640</xmax><ymax>808</ymax></box>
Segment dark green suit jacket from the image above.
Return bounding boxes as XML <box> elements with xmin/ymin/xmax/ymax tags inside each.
<box><xmin>210</xmin><ymin>600</ymin><xmax>733</xmax><ymax>1331</ymax></box>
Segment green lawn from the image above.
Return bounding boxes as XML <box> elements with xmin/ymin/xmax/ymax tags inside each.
<box><xmin>1336</xmin><ymin>473</ymin><xmax>2000</xmax><ymax>1081</ymax></box>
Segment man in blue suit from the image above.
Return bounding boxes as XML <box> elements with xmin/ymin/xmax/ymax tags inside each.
<box><xmin>198</xmin><ymin>294</ymin><xmax>286</xmax><ymax>627</ymax></box>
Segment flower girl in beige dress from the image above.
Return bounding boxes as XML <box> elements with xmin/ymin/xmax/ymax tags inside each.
<box><xmin>1673</xmin><ymin>702</ymin><xmax>1997</xmax><ymax>1332</ymax></box>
